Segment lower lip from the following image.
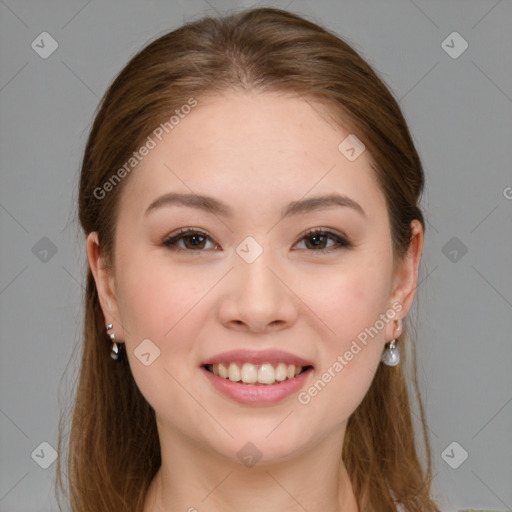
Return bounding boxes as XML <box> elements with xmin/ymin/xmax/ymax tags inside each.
<box><xmin>200</xmin><ymin>366</ymin><xmax>313</xmax><ymax>406</ymax></box>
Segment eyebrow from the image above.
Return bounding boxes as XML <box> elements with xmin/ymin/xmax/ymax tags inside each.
<box><xmin>144</xmin><ymin>192</ymin><xmax>366</xmax><ymax>219</ymax></box>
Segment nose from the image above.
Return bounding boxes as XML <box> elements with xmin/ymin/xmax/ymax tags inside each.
<box><xmin>218</xmin><ymin>251</ymin><xmax>298</xmax><ymax>334</ymax></box>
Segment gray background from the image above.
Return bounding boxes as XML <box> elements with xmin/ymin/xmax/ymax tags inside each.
<box><xmin>0</xmin><ymin>0</ymin><xmax>511</xmax><ymax>511</ymax></box>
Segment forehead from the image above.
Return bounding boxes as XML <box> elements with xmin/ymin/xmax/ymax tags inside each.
<box><xmin>118</xmin><ymin>91</ymin><xmax>385</xmax><ymax>222</ymax></box>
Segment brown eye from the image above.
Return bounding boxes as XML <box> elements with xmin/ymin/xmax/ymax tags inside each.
<box><xmin>162</xmin><ymin>229</ymin><xmax>217</xmax><ymax>252</ymax></box>
<box><xmin>295</xmin><ymin>229</ymin><xmax>351</xmax><ymax>252</ymax></box>
<box><xmin>182</xmin><ymin>233</ymin><xmax>207</xmax><ymax>249</ymax></box>
<box><xmin>162</xmin><ymin>228</ymin><xmax>351</xmax><ymax>254</ymax></box>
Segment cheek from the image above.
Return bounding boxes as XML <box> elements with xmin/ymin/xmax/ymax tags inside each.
<box><xmin>307</xmin><ymin>258</ymin><xmax>392</xmax><ymax>344</ymax></box>
<box><xmin>115</xmin><ymin>252</ymin><xmax>211</xmax><ymax>363</ymax></box>
<box><xmin>296</xmin><ymin>253</ymin><xmax>394</xmax><ymax>423</ymax></box>
<box><xmin>115</xmin><ymin>261</ymin><xmax>210</xmax><ymax>429</ymax></box>
<box><xmin>115</xmin><ymin>250</ymin><xmax>207</xmax><ymax>342</ymax></box>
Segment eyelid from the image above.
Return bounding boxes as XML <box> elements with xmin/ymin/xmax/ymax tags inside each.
<box><xmin>293</xmin><ymin>227</ymin><xmax>351</xmax><ymax>252</ymax></box>
<box><xmin>295</xmin><ymin>227</ymin><xmax>349</xmax><ymax>243</ymax></box>
<box><xmin>162</xmin><ymin>228</ymin><xmax>219</xmax><ymax>251</ymax></box>
<box><xmin>162</xmin><ymin>227</ymin><xmax>351</xmax><ymax>253</ymax></box>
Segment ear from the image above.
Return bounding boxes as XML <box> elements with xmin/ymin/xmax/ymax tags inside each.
<box><xmin>86</xmin><ymin>231</ymin><xmax>125</xmax><ymax>341</ymax></box>
<box><xmin>386</xmin><ymin>220</ymin><xmax>424</xmax><ymax>337</ymax></box>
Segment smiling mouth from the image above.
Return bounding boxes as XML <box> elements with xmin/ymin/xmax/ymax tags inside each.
<box><xmin>203</xmin><ymin>362</ymin><xmax>314</xmax><ymax>385</ymax></box>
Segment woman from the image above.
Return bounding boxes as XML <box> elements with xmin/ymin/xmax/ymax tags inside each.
<box><xmin>56</xmin><ymin>7</ymin><xmax>440</xmax><ymax>512</ymax></box>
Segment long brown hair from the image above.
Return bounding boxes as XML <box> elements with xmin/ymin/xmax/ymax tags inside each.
<box><xmin>56</xmin><ymin>7</ymin><xmax>439</xmax><ymax>511</ymax></box>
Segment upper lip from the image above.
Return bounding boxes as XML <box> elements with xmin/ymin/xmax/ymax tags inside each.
<box><xmin>201</xmin><ymin>349</ymin><xmax>314</xmax><ymax>367</ymax></box>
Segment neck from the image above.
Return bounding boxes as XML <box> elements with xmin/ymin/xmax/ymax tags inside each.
<box><xmin>143</xmin><ymin>422</ymin><xmax>359</xmax><ymax>512</ymax></box>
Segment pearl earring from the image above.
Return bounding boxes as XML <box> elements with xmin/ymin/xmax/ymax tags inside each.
<box><xmin>106</xmin><ymin>323</ymin><xmax>120</xmax><ymax>360</ymax></box>
<box><xmin>381</xmin><ymin>318</ymin><xmax>402</xmax><ymax>366</ymax></box>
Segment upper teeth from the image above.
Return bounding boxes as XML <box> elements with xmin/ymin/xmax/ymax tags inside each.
<box><xmin>209</xmin><ymin>362</ymin><xmax>304</xmax><ymax>384</ymax></box>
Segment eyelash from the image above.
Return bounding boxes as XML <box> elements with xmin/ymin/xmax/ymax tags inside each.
<box><xmin>161</xmin><ymin>228</ymin><xmax>352</xmax><ymax>254</ymax></box>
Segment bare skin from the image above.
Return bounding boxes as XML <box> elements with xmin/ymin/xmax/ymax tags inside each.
<box><xmin>87</xmin><ymin>90</ymin><xmax>423</xmax><ymax>512</ymax></box>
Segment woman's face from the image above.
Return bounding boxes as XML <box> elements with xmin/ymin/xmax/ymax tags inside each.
<box><xmin>88</xmin><ymin>91</ymin><xmax>422</xmax><ymax>464</ymax></box>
